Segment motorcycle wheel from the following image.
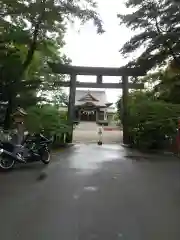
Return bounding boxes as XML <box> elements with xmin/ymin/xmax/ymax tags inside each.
<box><xmin>0</xmin><ymin>155</ymin><xmax>15</xmax><ymax>170</ymax></box>
<box><xmin>40</xmin><ymin>149</ymin><xmax>50</xmax><ymax>164</ymax></box>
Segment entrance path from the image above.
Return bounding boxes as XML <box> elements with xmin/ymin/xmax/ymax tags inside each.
<box><xmin>73</xmin><ymin>121</ymin><xmax>122</xmax><ymax>143</ymax></box>
<box><xmin>0</xmin><ymin>144</ymin><xmax>180</xmax><ymax>239</ymax></box>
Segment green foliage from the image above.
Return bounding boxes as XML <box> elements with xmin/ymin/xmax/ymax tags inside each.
<box><xmin>0</xmin><ymin>0</ymin><xmax>103</xmax><ymax>129</ymax></box>
<box><xmin>26</xmin><ymin>104</ymin><xmax>71</xmax><ymax>146</ymax></box>
<box><xmin>26</xmin><ymin>105</ymin><xmax>70</xmax><ymax>137</ymax></box>
<box><xmin>137</xmin><ymin>69</ymin><xmax>180</xmax><ymax>104</ymax></box>
<box><xmin>118</xmin><ymin>0</ymin><xmax>180</xmax><ymax>72</ymax></box>
<box><xmin>117</xmin><ymin>91</ymin><xmax>180</xmax><ymax>149</ymax></box>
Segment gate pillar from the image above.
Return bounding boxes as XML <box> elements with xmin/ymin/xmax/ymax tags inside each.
<box><xmin>122</xmin><ymin>76</ymin><xmax>129</xmax><ymax>145</ymax></box>
<box><xmin>67</xmin><ymin>73</ymin><xmax>76</xmax><ymax>142</ymax></box>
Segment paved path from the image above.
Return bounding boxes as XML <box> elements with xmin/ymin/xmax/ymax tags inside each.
<box><xmin>0</xmin><ymin>144</ymin><xmax>180</xmax><ymax>239</ymax></box>
<box><xmin>73</xmin><ymin>122</ymin><xmax>122</xmax><ymax>143</ymax></box>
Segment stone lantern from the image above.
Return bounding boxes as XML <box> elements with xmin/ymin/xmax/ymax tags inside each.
<box><xmin>12</xmin><ymin>107</ymin><xmax>27</xmax><ymax>144</ymax></box>
<box><xmin>12</xmin><ymin>107</ymin><xmax>27</xmax><ymax>123</ymax></box>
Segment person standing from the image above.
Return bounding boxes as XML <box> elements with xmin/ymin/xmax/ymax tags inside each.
<box><xmin>97</xmin><ymin>125</ymin><xmax>103</xmax><ymax>145</ymax></box>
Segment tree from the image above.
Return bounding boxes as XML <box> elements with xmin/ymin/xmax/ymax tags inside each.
<box><xmin>118</xmin><ymin>0</ymin><xmax>180</xmax><ymax>72</ymax></box>
<box><xmin>136</xmin><ymin>68</ymin><xmax>180</xmax><ymax>104</ymax></box>
<box><xmin>0</xmin><ymin>32</ymin><xmax>68</xmax><ymax>126</ymax></box>
<box><xmin>0</xmin><ymin>0</ymin><xmax>104</xmax><ymax>129</ymax></box>
<box><xmin>117</xmin><ymin>90</ymin><xmax>180</xmax><ymax>149</ymax></box>
<box><xmin>117</xmin><ymin>0</ymin><xmax>180</xmax><ymax>150</ymax></box>
<box><xmin>13</xmin><ymin>39</ymin><xmax>70</xmax><ymax>108</ymax></box>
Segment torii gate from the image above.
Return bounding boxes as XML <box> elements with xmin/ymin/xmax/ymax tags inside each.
<box><xmin>49</xmin><ymin>63</ymin><xmax>145</xmax><ymax>144</ymax></box>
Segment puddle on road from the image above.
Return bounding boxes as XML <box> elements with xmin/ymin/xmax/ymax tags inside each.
<box><xmin>68</xmin><ymin>144</ymin><xmax>131</xmax><ymax>174</ymax></box>
<box><xmin>69</xmin><ymin>151</ymin><xmax>121</xmax><ymax>170</ymax></box>
<box><xmin>73</xmin><ymin>186</ymin><xmax>99</xmax><ymax>201</ymax></box>
<box><xmin>83</xmin><ymin>186</ymin><xmax>99</xmax><ymax>192</ymax></box>
<box><xmin>100</xmin><ymin>144</ymin><xmax>123</xmax><ymax>151</ymax></box>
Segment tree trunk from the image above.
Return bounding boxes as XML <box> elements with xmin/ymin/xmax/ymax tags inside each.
<box><xmin>4</xmin><ymin>89</ymin><xmax>13</xmax><ymax>130</ymax></box>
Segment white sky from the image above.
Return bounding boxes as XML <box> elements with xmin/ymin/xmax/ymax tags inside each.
<box><xmin>63</xmin><ymin>0</ymin><xmax>134</xmax><ymax>104</ymax></box>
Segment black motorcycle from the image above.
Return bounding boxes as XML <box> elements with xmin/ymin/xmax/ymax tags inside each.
<box><xmin>0</xmin><ymin>133</ymin><xmax>52</xmax><ymax>170</ymax></box>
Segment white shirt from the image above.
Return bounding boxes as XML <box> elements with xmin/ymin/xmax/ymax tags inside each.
<box><xmin>98</xmin><ymin>126</ymin><xmax>103</xmax><ymax>135</ymax></box>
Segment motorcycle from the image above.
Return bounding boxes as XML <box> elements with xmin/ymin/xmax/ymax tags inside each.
<box><xmin>0</xmin><ymin>133</ymin><xmax>52</xmax><ymax>170</ymax></box>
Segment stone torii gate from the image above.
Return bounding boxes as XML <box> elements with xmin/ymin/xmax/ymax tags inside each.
<box><xmin>49</xmin><ymin>63</ymin><xmax>145</xmax><ymax>144</ymax></box>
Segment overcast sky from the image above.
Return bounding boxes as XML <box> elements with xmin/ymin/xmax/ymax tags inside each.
<box><xmin>63</xmin><ymin>0</ymin><xmax>134</xmax><ymax>104</ymax></box>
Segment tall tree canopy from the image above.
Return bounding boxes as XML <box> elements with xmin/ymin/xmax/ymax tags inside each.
<box><xmin>116</xmin><ymin>0</ymin><xmax>180</xmax><ymax>150</ymax></box>
<box><xmin>0</xmin><ymin>0</ymin><xmax>103</xmax><ymax>129</ymax></box>
<box><xmin>118</xmin><ymin>0</ymin><xmax>180</xmax><ymax>72</ymax></box>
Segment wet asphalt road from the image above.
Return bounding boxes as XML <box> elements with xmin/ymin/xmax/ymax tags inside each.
<box><xmin>0</xmin><ymin>144</ymin><xmax>180</xmax><ymax>240</ymax></box>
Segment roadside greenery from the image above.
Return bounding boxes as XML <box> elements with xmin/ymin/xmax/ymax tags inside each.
<box><xmin>26</xmin><ymin>105</ymin><xmax>70</xmax><ymax>146</ymax></box>
<box><xmin>117</xmin><ymin>0</ymin><xmax>180</xmax><ymax>150</ymax></box>
<box><xmin>118</xmin><ymin>90</ymin><xmax>180</xmax><ymax>149</ymax></box>
<box><xmin>2</xmin><ymin>0</ymin><xmax>180</xmax><ymax>149</ymax></box>
<box><xmin>0</xmin><ymin>0</ymin><xmax>103</xmax><ymax>145</ymax></box>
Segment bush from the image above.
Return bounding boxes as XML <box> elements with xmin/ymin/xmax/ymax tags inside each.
<box><xmin>118</xmin><ymin>91</ymin><xmax>180</xmax><ymax>150</ymax></box>
<box><xmin>26</xmin><ymin>105</ymin><xmax>71</xmax><ymax>146</ymax></box>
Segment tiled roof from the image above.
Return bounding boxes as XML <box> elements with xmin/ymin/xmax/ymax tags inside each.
<box><xmin>75</xmin><ymin>90</ymin><xmax>111</xmax><ymax>107</ymax></box>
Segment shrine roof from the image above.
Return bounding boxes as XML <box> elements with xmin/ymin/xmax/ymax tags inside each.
<box><xmin>75</xmin><ymin>90</ymin><xmax>112</xmax><ymax>107</ymax></box>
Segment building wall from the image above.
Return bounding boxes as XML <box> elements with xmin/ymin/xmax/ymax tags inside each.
<box><xmin>59</xmin><ymin>106</ymin><xmax>115</xmax><ymax>124</ymax></box>
<box><xmin>107</xmin><ymin>114</ymin><xmax>114</xmax><ymax>124</ymax></box>
<box><xmin>97</xmin><ymin>109</ymin><xmax>105</xmax><ymax>121</ymax></box>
